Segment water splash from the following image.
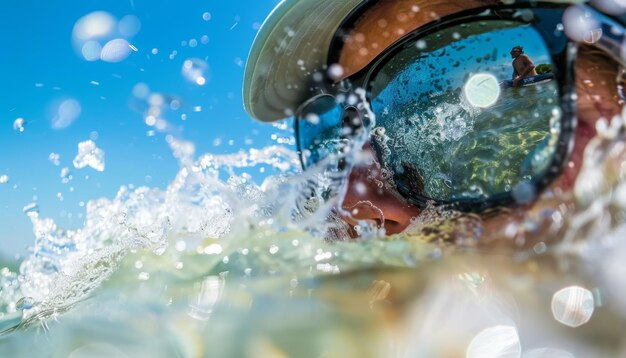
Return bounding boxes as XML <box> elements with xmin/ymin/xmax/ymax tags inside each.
<box><xmin>2</xmin><ymin>99</ymin><xmax>626</xmax><ymax>356</ymax></box>
<box><xmin>73</xmin><ymin>140</ymin><xmax>105</xmax><ymax>172</ymax></box>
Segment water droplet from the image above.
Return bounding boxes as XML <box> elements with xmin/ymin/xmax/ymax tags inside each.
<box><xmin>138</xmin><ymin>272</ymin><xmax>150</xmax><ymax>281</ymax></box>
<box><xmin>290</xmin><ymin>278</ymin><xmax>298</xmax><ymax>288</ymax></box>
<box><xmin>81</xmin><ymin>41</ymin><xmax>102</xmax><ymax>61</ymax></box>
<box><xmin>204</xmin><ymin>244</ymin><xmax>223</xmax><ymax>255</ymax></box>
<box><xmin>60</xmin><ymin>167</ymin><xmax>72</xmax><ymax>183</ymax></box>
<box><xmin>202</xmin><ymin>12</ymin><xmax>212</xmax><ymax>21</ymax></box>
<box><xmin>73</xmin><ymin>140</ymin><xmax>105</xmax><ymax>172</ymax></box>
<box><xmin>118</xmin><ymin>15</ymin><xmax>141</xmax><ymax>37</ymax></box>
<box><xmin>182</xmin><ymin>58</ymin><xmax>210</xmax><ymax>85</ymax></box>
<box><xmin>22</xmin><ymin>202</ymin><xmax>39</xmax><ymax>217</ymax></box>
<box><xmin>15</xmin><ymin>297</ymin><xmax>35</xmax><ymax>311</ymax></box>
<box><xmin>52</xmin><ymin>99</ymin><xmax>81</xmax><ymax>129</ymax></box>
<box><xmin>175</xmin><ymin>241</ymin><xmax>187</xmax><ymax>252</ymax></box>
<box><xmin>100</xmin><ymin>38</ymin><xmax>132</xmax><ymax>62</ymax></box>
<box><xmin>551</xmin><ymin>286</ymin><xmax>595</xmax><ymax>327</ymax></box>
<box><xmin>327</xmin><ymin>64</ymin><xmax>344</xmax><ymax>80</ymax></box>
<box><xmin>512</xmin><ymin>181</ymin><xmax>536</xmax><ymax>204</ymax></box>
<box><xmin>153</xmin><ymin>245</ymin><xmax>166</xmax><ymax>255</ymax></box>
<box><xmin>466</xmin><ymin>325</ymin><xmax>521</xmax><ymax>358</ymax></box>
<box><xmin>0</xmin><ymin>175</ymin><xmax>9</xmax><ymax>184</ymax></box>
<box><xmin>73</xmin><ymin>11</ymin><xmax>115</xmax><ymax>40</ymax></box>
<box><xmin>13</xmin><ymin>118</ymin><xmax>25</xmax><ymax>132</ymax></box>
<box><xmin>269</xmin><ymin>245</ymin><xmax>279</xmax><ymax>254</ymax></box>
<box><xmin>533</xmin><ymin>242</ymin><xmax>547</xmax><ymax>254</ymax></box>
<box><xmin>188</xmin><ymin>276</ymin><xmax>223</xmax><ymax>321</ymax></box>
<box><xmin>133</xmin><ymin>82</ymin><xmax>150</xmax><ymax>99</ymax></box>
<box><xmin>562</xmin><ymin>5</ymin><xmax>602</xmax><ymax>44</ymax></box>
<box><xmin>48</xmin><ymin>153</ymin><xmax>61</xmax><ymax>166</ymax></box>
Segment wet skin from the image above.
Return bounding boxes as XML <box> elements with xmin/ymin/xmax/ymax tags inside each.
<box><xmin>336</xmin><ymin>0</ymin><xmax>624</xmax><ymax>237</ymax></box>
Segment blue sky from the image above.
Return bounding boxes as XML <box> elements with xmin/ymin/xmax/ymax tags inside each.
<box><xmin>0</xmin><ymin>0</ymin><xmax>283</xmax><ymax>257</ymax></box>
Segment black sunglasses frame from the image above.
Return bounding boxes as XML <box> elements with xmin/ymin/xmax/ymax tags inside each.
<box><xmin>294</xmin><ymin>1</ymin><xmax>626</xmax><ymax>212</ymax></box>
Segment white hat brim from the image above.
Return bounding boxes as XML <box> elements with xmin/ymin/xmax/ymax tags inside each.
<box><xmin>243</xmin><ymin>0</ymin><xmax>365</xmax><ymax>122</ymax></box>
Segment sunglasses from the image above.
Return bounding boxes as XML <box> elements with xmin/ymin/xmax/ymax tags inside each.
<box><xmin>294</xmin><ymin>2</ymin><xmax>625</xmax><ymax>212</ymax></box>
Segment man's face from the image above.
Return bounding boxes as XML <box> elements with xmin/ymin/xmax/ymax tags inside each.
<box><xmin>334</xmin><ymin>0</ymin><xmax>623</xmax><ymax>238</ymax></box>
<box><xmin>510</xmin><ymin>48</ymin><xmax>522</xmax><ymax>58</ymax></box>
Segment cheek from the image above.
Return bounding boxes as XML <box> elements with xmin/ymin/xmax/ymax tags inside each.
<box><xmin>554</xmin><ymin>119</ymin><xmax>594</xmax><ymax>191</ymax></box>
<box><xmin>575</xmin><ymin>45</ymin><xmax>622</xmax><ymax>128</ymax></box>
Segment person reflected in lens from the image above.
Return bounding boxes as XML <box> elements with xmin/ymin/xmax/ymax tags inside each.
<box><xmin>510</xmin><ymin>45</ymin><xmax>538</xmax><ymax>87</ymax></box>
<box><xmin>243</xmin><ymin>0</ymin><xmax>625</xmax><ymax>248</ymax></box>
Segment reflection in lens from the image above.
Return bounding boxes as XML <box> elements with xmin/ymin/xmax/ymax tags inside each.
<box><xmin>297</xmin><ymin>95</ymin><xmax>344</xmax><ymax>168</ymax></box>
<box><xmin>369</xmin><ymin>20</ymin><xmax>560</xmax><ymax>202</ymax></box>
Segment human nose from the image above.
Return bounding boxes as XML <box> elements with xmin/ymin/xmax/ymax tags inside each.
<box><xmin>341</xmin><ymin>147</ymin><xmax>422</xmax><ymax>235</ymax></box>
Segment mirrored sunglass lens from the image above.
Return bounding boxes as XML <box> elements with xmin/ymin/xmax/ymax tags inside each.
<box><xmin>297</xmin><ymin>95</ymin><xmax>344</xmax><ymax>168</ymax></box>
<box><xmin>369</xmin><ymin>20</ymin><xmax>561</xmax><ymax>202</ymax></box>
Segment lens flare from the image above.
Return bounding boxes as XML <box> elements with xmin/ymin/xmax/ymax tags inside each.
<box><xmin>463</xmin><ymin>73</ymin><xmax>501</xmax><ymax>108</ymax></box>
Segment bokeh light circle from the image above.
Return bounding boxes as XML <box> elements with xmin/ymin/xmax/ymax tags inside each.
<box><xmin>551</xmin><ymin>286</ymin><xmax>595</xmax><ymax>327</ymax></box>
<box><xmin>464</xmin><ymin>73</ymin><xmax>501</xmax><ymax>108</ymax></box>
